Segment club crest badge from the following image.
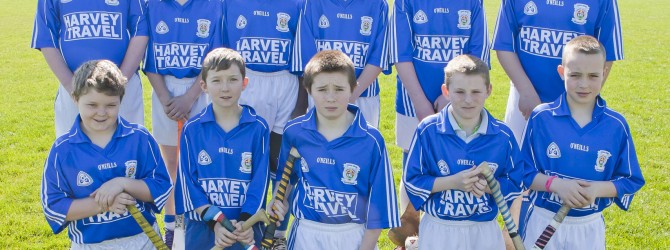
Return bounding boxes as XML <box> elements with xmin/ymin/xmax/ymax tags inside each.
<box><xmin>547</xmin><ymin>142</ymin><xmax>561</xmax><ymax>158</ymax></box>
<box><xmin>240</xmin><ymin>152</ymin><xmax>252</xmax><ymax>174</ymax></box>
<box><xmin>276</xmin><ymin>13</ymin><xmax>290</xmax><ymax>32</ymax></box>
<box><xmin>594</xmin><ymin>150</ymin><xmax>611</xmax><ymax>172</ymax></box>
<box><xmin>300</xmin><ymin>159</ymin><xmax>310</xmax><ymax>172</ymax></box>
<box><xmin>360</xmin><ymin>16</ymin><xmax>373</xmax><ymax>36</ymax></box>
<box><xmin>457</xmin><ymin>10</ymin><xmax>471</xmax><ymax>29</ymax></box>
<box><xmin>236</xmin><ymin>15</ymin><xmax>247</xmax><ymax>29</ymax></box>
<box><xmin>77</xmin><ymin>171</ymin><xmax>93</xmax><ymax>187</ymax></box>
<box><xmin>125</xmin><ymin>160</ymin><xmax>137</xmax><ymax>178</ymax></box>
<box><xmin>318</xmin><ymin>15</ymin><xmax>330</xmax><ymax>29</ymax></box>
<box><xmin>198</xmin><ymin>150</ymin><xmax>212</xmax><ymax>166</ymax></box>
<box><xmin>438</xmin><ymin>160</ymin><xmax>450</xmax><ymax>175</ymax></box>
<box><xmin>488</xmin><ymin>162</ymin><xmax>499</xmax><ymax>174</ymax></box>
<box><xmin>524</xmin><ymin>1</ymin><xmax>538</xmax><ymax>15</ymax></box>
<box><xmin>341</xmin><ymin>163</ymin><xmax>360</xmax><ymax>185</ymax></box>
<box><xmin>61</xmin><ymin>0</ymin><xmax>72</xmax><ymax>3</ymax></box>
<box><xmin>196</xmin><ymin>19</ymin><xmax>211</xmax><ymax>38</ymax></box>
<box><xmin>572</xmin><ymin>3</ymin><xmax>590</xmax><ymax>25</ymax></box>
<box><xmin>156</xmin><ymin>21</ymin><xmax>169</xmax><ymax>34</ymax></box>
<box><xmin>413</xmin><ymin>10</ymin><xmax>428</xmax><ymax>24</ymax></box>
<box><xmin>105</xmin><ymin>0</ymin><xmax>119</xmax><ymax>6</ymax></box>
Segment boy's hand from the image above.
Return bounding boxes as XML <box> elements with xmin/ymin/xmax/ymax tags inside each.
<box><xmin>518</xmin><ymin>89</ymin><xmax>541</xmax><ymax>119</ymax></box>
<box><xmin>550</xmin><ymin>178</ymin><xmax>591</xmax><ymax>208</ymax></box>
<box><xmin>214</xmin><ymin>222</ymin><xmax>238</xmax><ymax>248</ymax></box>
<box><xmin>108</xmin><ymin>192</ymin><xmax>136</xmax><ymax>215</ymax></box>
<box><xmin>581</xmin><ymin>182</ymin><xmax>599</xmax><ymax>205</ymax></box>
<box><xmin>91</xmin><ymin>177</ymin><xmax>126</xmax><ymax>211</ymax></box>
<box><xmin>233</xmin><ymin>220</ymin><xmax>255</xmax><ymax>245</ymax></box>
<box><xmin>166</xmin><ymin>94</ymin><xmax>196</xmax><ymax>121</ymax></box>
<box><xmin>454</xmin><ymin>166</ymin><xmax>483</xmax><ymax>193</ymax></box>
<box><xmin>471</xmin><ymin>178</ymin><xmax>488</xmax><ymax>198</ymax></box>
<box><xmin>267</xmin><ymin>198</ymin><xmax>288</xmax><ymax>226</ymax></box>
<box><xmin>433</xmin><ymin>95</ymin><xmax>450</xmax><ymax>112</ymax></box>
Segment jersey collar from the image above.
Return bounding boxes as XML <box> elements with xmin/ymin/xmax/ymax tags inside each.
<box><xmin>436</xmin><ymin>105</ymin><xmax>500</xmax><ymax>136</ymax></box>
<box><xmin>301</xmin><ymin>104</ymin><xmax>369</xmax><ymax>138</ymax></box>
<box><xmin>198</xmin><ymin>104</ymin><xmax>258</xmax><ymax>125</ymax></box>
<box><xmin>550</xmin><ymin>94</ymin><xmax>607</xmax><ymax>118</ymax></box>
<box><xmin>67</xmin><ymin>115</ymin><xmax>135</xmax><ymax>144</ymax></box>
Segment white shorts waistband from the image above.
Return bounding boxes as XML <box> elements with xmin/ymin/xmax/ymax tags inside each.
<box><xmin>422</xmin><ymin>213</ymin><xmax>493</xmax><ymax>227</ymax></box>
<box><xmin>246</xmin><ymin>68</ymin><xmax>292</xmax><ymax>77</ymax></box>
<box><xmin>533</xmin><ymin>207</ymin><xmax>602</xmax><ymax>224</ymax></box>
<box><xmin>164</xmin><ymin>75</ymin><xmax>196</xmax><ymax>85</ymax></box>
<box><xmin>297</xmin><ymin>219</ymin><xmax>365</xmax><ymax>232</ymax></box>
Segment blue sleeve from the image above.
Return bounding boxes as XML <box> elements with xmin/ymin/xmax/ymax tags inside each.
<box><xmin>497</xmin><ymin>131</ymin><xmax>524</xmax><ymax>205</ymax></box>
<box><xmin>403</xmin><ymin>129</ymin><xmax>436</xmax><ymax>210</ymax></box>
<box><xmin>389</xmin><ymin>0</ymin><xmax>414</xmax><ymax>64</ymax></box>
<box><xmin>142</xmin><ymin>4</ymin><xmax>157</xmax><ymax>74</ymax></box>
<box><xmin>610</xmin><ymin>122</ymin><xmax>644</xmax><ymax>211</ymax></box>
<box><xmin>129</xmin><ymin>0</ymin><xmax>149</xmax><ymax>37</ymax></box>
<box><xmin>290</xmin><ymin>3</ymin><xmax>316</xmax><ymax>76</ymax></box>
<box><xmin>596</xmin><ymin>0</ymin><xmax>624</xmax><ymax>61</ymax></box>
<box><xmin>491</xmin><ymin>0</ymin><xmax>517</xmax><ymax>53</ymax></box>
<box><xmin>467</xmin><ymin>0</ymin><xmax>490</xmax><ymax>65</ymax></box>
<box><xmin>275</xmin><ymin>130</ymin><xmax>299</xmax><ymax>185</ymax></box>
<box><xmin>175</xmin><ymin>129</ymin><xmax>211</xmax><ymax>215</ymax></box>
<box><xmin>365</xmin><ymin>135</ymin><xmax>400</xmax><ymax>229</ymax></box>
<box><xmin>139</xmin><ymin>132</ymin><xmax>173</xmax><ymax>213</ymax></box>
<box><xmin>31</xmin><ymin>0</ymin><xmax>60</xmax><ymax>49</ymax></box>
<box><xmin>365</xmin><ymin>1</ymin><xmax>390</xmax><ymax>71</ymax></box>
<box><xmin>241</xmin><ymin>127</ymin><xmax>270</xmax><ymax>216</ymax></box>
<box><xmin>521</xmin><ymin>116</ymin><xmax>540</xmax><ymax>188</ymax></box>
<box><xmin>41</xmin><ymin>144</ymin><xmax>72</xmax><ymax>234</ymax></box>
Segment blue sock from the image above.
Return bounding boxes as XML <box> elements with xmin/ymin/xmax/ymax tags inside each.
<box><xmin>164</xmin><ymin>215</ymin><xmax>175</xmax><ymax>230</ymax></box>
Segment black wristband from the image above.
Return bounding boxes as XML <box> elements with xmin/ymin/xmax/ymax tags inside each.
<box><xmin>200</xmin><ymin>206</ymin><xmax>210</xmax><ymax>219</ymax></box>
<box><xmin>207</xmin><ymin>220</ymin><xmax>217</xmax><ymax>231</ymax></box>
<box><xmin>238</xmin><ymin>212</ymin><xmax>252</xmax><ymax>222</ymax></box>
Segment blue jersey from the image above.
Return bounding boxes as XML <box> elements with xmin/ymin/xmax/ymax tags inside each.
<box><xmin>41</xmin><ymin>117</ymin><xmax>172</xmax><ymax>244</ymax></box>
<box><xmin>522</xmin><ymin>95</ymin><xmax>645</xmax><ymax>217</ymax></box>
<box><xmin>291</xmin><ymin>0</ymin><xmax>390</xmax><ymax>97</ymax></box>
<box><xmin>175</xmin><ymin>105</ymin><xmax>270</xmax><ymax>222</ymax></box>
<box><xmin>222</xmin><ymin>0</ymin><xmax>302</xmax><ymax>73</ymax></box>
<box><xmin>32</xmin><ymin>0</ymin><xmax>148</xmax><ymax>72</ymax></box>
<box><xmin>143</xmin><ymin>0</ymin><xmax>224</xmax><ymax>79</ymax></box>
<box><xmin>390</xmin><ymin>0</ymin><xmax>489</xmax><ymax>117</ymax></box>
<box><xmin>277</xmin><ymin>105</ymin><xmax>400</xmax><ymax>228</ymax></box>
<box><xmin>404</xmin><ymin>107</ymin><xmax>523</xmax><ymax>221</ymax></box>
<box><xmin>492</xmin><ymin>0</ymin><xmax>623</xmax><ymax>102</ymax></box>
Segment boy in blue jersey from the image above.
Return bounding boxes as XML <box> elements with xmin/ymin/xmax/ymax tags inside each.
<box><xmin>143</xmin><ymin>0</ymin><xmax>223</xmax><ymax>243</ymax></box>
<box><xmin>403</xmin><ymin>55</ymin><xmax>523</xmax><ymax>249</ymax></box>
<box><xmin>174</xmin><ymin>48</ymin><xmax>270</xmax><ymax>249</ymax></box>
<box><xmin>291</xmin><ymin>0</ymin><xmax>390</xmax><ymax>128</ymax></box>
<box><xmin>387</xmin><ymin>0</ymin><xmax>490</xmax><ymax>246</ymax></box>
<box><xmin>269</xmin><ymin>50</ymin><xmax>400</xmax><ymax>250</ymax></box>
<box><xmin>521</xmin><ymin>36</ymin><xmax>644</xmax><ymax>249</ymax></box>
<box><xmin>41</xmin><ymin>60</ymin><xmax>173</xmax><ymax>249</ymax></box>
<box><xmin>32</xmin><ymin>0</ymin><xmax>148</xmax><ymax>137</ymax></box>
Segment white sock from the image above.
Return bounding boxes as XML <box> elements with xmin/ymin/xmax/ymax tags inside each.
<box><xmin>164</xmin><ymin>222</ymin><xmax>175</xmax><ymax>230</ymax></box>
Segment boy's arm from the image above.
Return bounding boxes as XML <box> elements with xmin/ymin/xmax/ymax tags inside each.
<box><xmin>119</xmin><ymin>36</ymin><xmax>148</xmax><ymax>79</ymax></box>
<box><xmin>240</xmin><ymin>129</ymin><xmax>271</xmax><ymax>220</ymax></box>
<box><xmin>42</xmin><ymin>147</ymin><xmax>73</xmax><ymax>234</ymax></box>
<box><xmin>467</xmin><ymin>0</ymin><xmax>490</xmax><ymax>64</ymax></box>
<box><xmin>351</xmin><ymin>65</ymin><xmax>382</xmax><ymax>102</ymax></box>
<box><xmin>133</xmin><ymin>133</ymin><xmax>173</xmax><ymax>209</ymax></box>
<box><xmin>396</xmin><ymin>63</ymin><xmax>433</xmax><ymax>120</ymax></box>
<box><xmin>495</xmin><ymin>134</ymin><xmax>525</xmax><ymax>204</ymax></box>
<box><xmin>403</xmin><ymin>130</ymin><xmax>436</xmax><ymax>210</ymax></box>
<box><xmin>366</xmin><ymin>135</ymin><xmax>400</xmax><ymax>229</ymax></box>
<box><xmin>497</xmin><ymin>51</ymin><xmax>540</xmax><ymax>119</ymax></box>
<box><xmin>291</xmin><ymin>77</ymin><xmax>309</xmax><ymax>118</ymax></box>
<box><xmin>41</xmin><ymin>48</ymin><xmax>74</xmax><ymax>93</ymax></box>
<box><xmin>358</xmin><ymin>229</ymin><xmax>382</xmax><ymax>250</ymax></box>
<box><xmin>168</xmin><ymin>74</ymin><xmax>204</xmax><ymax>121</ymax></box>
<box><xmin>290</xmin><ymin>4</ymin><xmax>317</xmax><ymax>76</ymax></box>
<box><xmin>606</xmin><ymin>122</ymin><xmax>645</xmax><ymax>210</ymax></box>
<box><xmin>351</xmin><ymin>1</ymin><xmax>390</xmax><ymax>102</ymax></box>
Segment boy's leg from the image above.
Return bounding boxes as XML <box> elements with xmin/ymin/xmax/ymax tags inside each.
<box><xmin>119</xmin><ymin>73</ymin><xmax>145</xmax><ymax>125</ymax></box>
<box><xmin>503</xmin><ymin>85</ymin><xmax>527</xmax><ymax>145</ymax></box>
<box><xmin>54</xmin><ymin>84</ymin><xmax>79</xmax><ymax>137</ymax></box>
<box><xmin>354</xmin><ymin>96</ymin><xmax>380</xmax><ymax>128</ymax></box>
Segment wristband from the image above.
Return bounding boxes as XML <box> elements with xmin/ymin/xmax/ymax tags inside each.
<box><xmin>545</xmin><ymin>176</ymin><xmax>557</xmax><ymax>192</ymax></box>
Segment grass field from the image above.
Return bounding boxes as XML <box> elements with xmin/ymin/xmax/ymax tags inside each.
<box><xmin>1</xmin><ymin>0</ymin><xmax>668</xmax><ymax>249</ymax></box>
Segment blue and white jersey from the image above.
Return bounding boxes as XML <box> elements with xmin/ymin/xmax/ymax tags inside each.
<box><xmin>32</xmin><ymin>0</ymin><xmax>148</xmax><ymax>72</ymax></box>
<box><xmin>390</xmin><ymin>0</ymin><xmax>489</xmax><ymax>117</ymax></box>
<box><xmin>291</xmin><ymin>0</ymin><xmax>390</xmax><ymax>97</ymax></box>
<box><xmin>143</xmin><ymin>0</ymin><xmax>223</xmax><ymax>79</ymax></box>
<box><xmin>522</xmin><ymin>94</ymin><xmax>645</xmax><ymax>217</ymax></box>
<box><xmin>492</xmin><ymin>0</ymin><xmax>623</xmax><ymax>102</ymax></box>
<box><xmin>41</xmin><ymin>117</ymin><xmax>172</xmax><ymax>244</ymax></box>
<box><xmin>277</xmin><ymin>105</ymin><xmax>400</xmax><ymax>228</ymax></box>
<box><xmin>222</xmin><ymin>0</ymin><xmax>302</xmax><ymax>73</ymax></box>
<box><xmin>175</xmin><ymin>105</ymin><xmax>270</xmax><ymax>221</ymax></box>
<box><xmin>403</xmin><ymin>107</ymin><xmax>523</xmax><ymax>221</ymax></box>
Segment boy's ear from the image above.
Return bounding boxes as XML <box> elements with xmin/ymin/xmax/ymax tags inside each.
<box><xmin>200</xmin><ymin>79</ymin><xmax>208</xmax><ymax>93</ymax></box>
<box><xmin>486</xmin><ymin>83</ymin><xmax>493</xmax><ymax>96</ymax></box>
<box><xmin>441</xmin><ymin>83</ymin><xmax>449</xmax><ymax>96</ymax></box>
<box><xmin>557</xmin><ymin>64</ymin><xmax>565</xmax><ymax>81</ymax></box>
<box><xmin>242</xmin><ymin>77</ymin><xmax>249</xmax><ymax>89</ymax></box>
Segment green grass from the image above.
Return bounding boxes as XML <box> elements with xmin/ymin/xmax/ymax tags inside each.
<box><xmin>1</xmin><ymin>0</ymin><xmax>668</xmax><ymax>249</ymax></box>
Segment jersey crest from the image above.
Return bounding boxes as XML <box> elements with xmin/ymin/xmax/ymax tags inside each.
<box><xmin>341</xmin><ymin>163</ymin><xmax>360</xmax><ymax>185</ymax></box>
<box><xmin>300</xmin><ymin>159</ymin><xmax>310</xmax><ymax>172</ymax></box>
<box><xmin>156</xmin><ymin>21</ymin><xmax>169</xmax><ymax>35</ymax></box>
<box><xmin>125</xmin><ymin>160</ymin><xmax>137</xmax><ymax>178</ymax></box>
<box><xmin>360</xmin><ymin>16</ymin><xmax>373</xmax><ymax>36</ymax></box>
<box><xmin>198</xmin><ymin>150</ymin><xmax>212</xmax><ymax>166</ymax></box>
<box><xmin>60</xmin><ymin>0</ymin><xmax>72</xmax><ymax>3</ymax></box>
<box><xmin>318</xmin><ymin>15</ymin><xmax>330</xmax><ymax>29</ymax></box>
<box><xmin>547</xmin><ymin>142</ymin><xmax>561</xmax><ymax>158</ymax></box>
<box><xmin>594</xmin><ymin>150</ymin><xmax>611</xmax><ymax>172</ymax></box>
<box><xmin>105</xmin><ymin>0</ymin><xmax>119</xmax><ymax>6</ymax></box>
<box><xmin>413</xmin><ymin>10</ymin><xmax>428</xmax><ymax>24</ymax></box>
<box><xmin>438</xmin><ymin>159</ymin><xmax>450</xmax><ymax>175</ymax></box>
<box><xmin>236</xmin><ymin>15</ymin><xmax>247</xmax><ymax>29</ymax></box>
<box><xmin>196</xmin><ymin>19</ymin><xmax>211</xmax><ymax>38</ymax></box>
<box><xmin>457</xmin><ymin>10</ymin><xmax>471</xmax><ymax>29</ymax></box>
<box><xmin>276</xmin><ymin>13</ymin><xmax>290</xmax><ymax>32</ymax></box>
<box><xmin>240</xmin><ymin>152</ymin><xmax>252</xmax><ymax>174</ymax></box>
<box><xmin>524</xmin><ymin>1</ymin><xmax>538</xmax><ymax>16</ymax></box>
<box><xmin>77</xmin><ymin>171</ymin><xmax>93</xmax><ymax>187</ymax></box>
<box><xmin>572</xmin><ymin>3</ymin><xmax>590</xmax><ymax>25</ymax></box>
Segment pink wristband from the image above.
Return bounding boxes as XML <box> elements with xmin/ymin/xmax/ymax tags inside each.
<box><xmin>545</xmin><ymin>176</ymin><xmax>557</xmax><ymax>192</ymax></box>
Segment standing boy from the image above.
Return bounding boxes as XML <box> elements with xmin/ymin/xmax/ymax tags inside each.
<box><xmin>521</xmin><ymin>36</ymin><xmax>644</xmax><ymax>249</ymax></box>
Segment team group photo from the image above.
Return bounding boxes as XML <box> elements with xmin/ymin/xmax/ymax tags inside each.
<box><xmin>0</xmin><ymin>0</ymin><xmax>666</xmax><ymax>249</ymax></box>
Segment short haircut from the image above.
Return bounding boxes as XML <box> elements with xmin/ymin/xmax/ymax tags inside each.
<box><xmin>71</xmin><ymin>60</ymin><xmax>127</xmax><ymax>101</ymax></box>
<box><xmin>201</xmin><ymin>48</ymin><xmax>246</xmax><ymax>80</ymax></box>
<box><xmin>562</xmin><ymin>35</ymin><xmax>606</xmax><ymax>64</ymax></box>
<box><xmin>443</xmin><ymin>54</ymin><xmax>490</xmax><ymax>88</ymax></box>
<box><xmin>303</xmin><ymin>50</ymin><xmax>357</xmax><ymax>92</ymax></box>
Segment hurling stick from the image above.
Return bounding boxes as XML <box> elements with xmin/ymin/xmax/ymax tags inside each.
<box><xmin>531</xmin><ymin>204</ymin><xmax>570</xmax><ymax>249</ymax></box>
<box><xmin>260</xmin><ymin>147</ymin><xmax>300</xmax><ymax>249</ymax></box>
<box><xmin>210</xmin><ymin>209</ymin><xmax>271</xmax><ymax>250</ymax></box>
<box><xmin>127</xmin><ymin>205</ymin><xmax>169</xmax><ymax>250</ymax></box>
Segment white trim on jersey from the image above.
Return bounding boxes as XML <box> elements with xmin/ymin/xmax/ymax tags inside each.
<box><xmin>611</xmin><ymin>0</ymin><xmax>624</xmax><ymax>60</ymax></box>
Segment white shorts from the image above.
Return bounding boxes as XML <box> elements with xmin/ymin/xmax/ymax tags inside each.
<box><xmin>504</xmin><ymin>85</ymin><xmax>528</xmax><ymax>146</ymax></box>
<box><xmin>151</xmin><ymin>75</ymin><xmax>209</xmax><ymax>146</ymax></box>
<box><xmin>70</xmin><ymin>223</ymin><xmax>160</xmax><ymax>250</ymax></box>
<box><xmin>239</xmin><ymin>69</ymin><xmax>299</xmax><ymax>134</ymax></box>
<box><xmin>287</xmin><ymin>219</ymin><xmax>378</xmax><ymax>250</ymax></box>
<box><xmin>523</xmin><ymin>207</ymin><xmax>605</xmax><ymax>250</ymax></box>
<box><xmin>307</xmin><ymin>95</ymin><xmax>380</xmax><ymax>129</ymax></box>
<box><xmin>55</xmin><ymin>73</ymin><xmax>144</xmax><ymax>137</ymax></box>
<box><xmin>395</xmin><ymin>113</ymin><xmax>420</xmax><ymax>151</ymax></box>
<box><xmin>418</xmin><ymin>214</ymin><xmax>505</xmax><ymax>250</ymax></box>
